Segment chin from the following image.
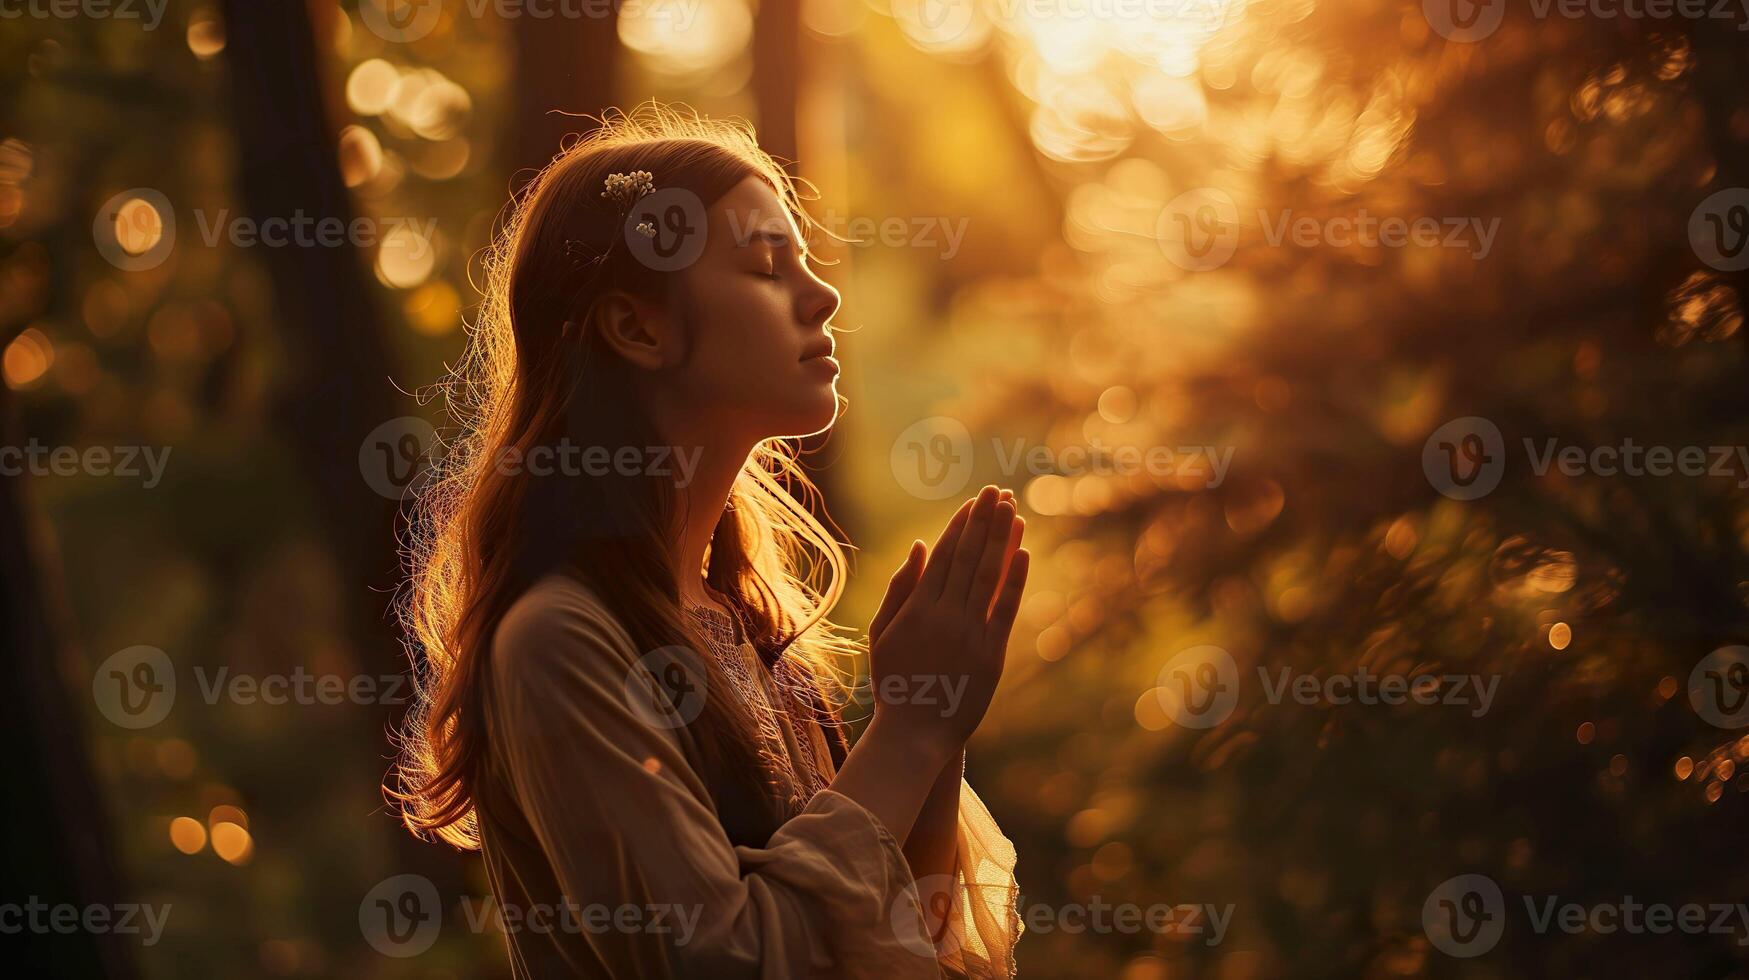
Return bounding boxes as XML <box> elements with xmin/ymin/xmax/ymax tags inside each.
<box><xmin>774</xmin><ymin>387</ymin><xmax>840</xmax><ymax>439</ymax></box>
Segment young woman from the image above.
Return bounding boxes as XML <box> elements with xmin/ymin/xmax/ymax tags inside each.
<box><xmin>393</xmin><ymin>104</ymin><xmax>1031</xmax><ymax>978</ymax></box>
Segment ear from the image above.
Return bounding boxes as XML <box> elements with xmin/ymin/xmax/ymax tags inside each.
<box><xmin>592</xmin><ymin>289</ymin><xmax>675</xmax><ymax>371</ymax></box>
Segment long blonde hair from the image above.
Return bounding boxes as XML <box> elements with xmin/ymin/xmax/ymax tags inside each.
<box><xmin>392</xmin><ymin>103</ymin><xmax>860</xmax><ymax>849</ymax></box>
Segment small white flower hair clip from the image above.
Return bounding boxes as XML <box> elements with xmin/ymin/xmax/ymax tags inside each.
<box><xmin>601</xmin><ymin>170</ymin><xmax>655</xmax><ymax>207</ymax></box>
<box><xmin>604</xmin><ymin>172</ymin><xmax>658</xmax><ymax>238</ymax></box>
<box><xmin>562</xmin><ymin>169</ymin><xmax>661</xmax><ymax>273</ymax></box>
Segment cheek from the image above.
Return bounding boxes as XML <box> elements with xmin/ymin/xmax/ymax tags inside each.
<box><xmin>682</xmin><ymin>273</ymin><xmax>793</xmax><ymax>362</ymax></box>
<box><xmin>671</xmin><ymin>276</ymin><xmax>793</xmax><ymax>402</ymax></box>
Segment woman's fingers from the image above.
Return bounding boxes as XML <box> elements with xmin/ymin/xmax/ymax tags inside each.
<box><xmin>917</xmin><ymin>494</ymin><xmax>979</xmax><ymax>598</ymax></box>
<box><xmin>943</xmin><ymin>487</ymin><xmax>1002</xmax><ymax>602</ymax></box>
<box><xmin>869</xmin><ymin>539</ymin><xmax>924</xmax><ymax>645</ymax></box>
<box><xmin>966</xmin><ymin>501</ymin><xmax>1017</xmax><ymax>612</ymax></box>
<box><xmin>984</xmin><ymin>547</ymin><xmax>1030</xmax><ymax>659</ymax></box>
<box><xmin>934</xmin><ymin>493</ymin><xmax>980</xmax><ymax>554</ymax></box>
<box><xmin>988</xmin><ymin>513</ymin><xmax>1025</xmax><ymax>617</ymax></box>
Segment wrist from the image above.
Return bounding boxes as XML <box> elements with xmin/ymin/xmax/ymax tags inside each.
<box><xmin>938</xmin><ymin>748</ymin><xmax>966</xmax><ymax>784</ymax></box>
<box><xmin>865</xmin><ymin>711</ymin><xmax>961</xmax><ymax>772</ymax></box>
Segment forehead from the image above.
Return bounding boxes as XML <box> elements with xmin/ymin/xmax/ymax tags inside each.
<box><xmin>709</xmin><ymin>175</ymin><xmax>802</xmax><ymax>250</ymax></box>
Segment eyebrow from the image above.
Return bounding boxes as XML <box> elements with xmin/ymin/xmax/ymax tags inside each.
<box><xmin>751</xmin><ymin>227</ymin><xmax>795</xmax><ymax>248</ymax></box>
<box><xmin>741</xmin><ymin>224</ymin><xmax>811</xmax><ymax>260</ymax></box>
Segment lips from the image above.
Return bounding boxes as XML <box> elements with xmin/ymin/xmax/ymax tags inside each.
<box><xmin>800</xmin><ymin>337</ymin><xmax>835</xmax><ymax>363</ymax></box>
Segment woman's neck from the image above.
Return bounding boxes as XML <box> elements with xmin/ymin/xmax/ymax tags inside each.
<box><xmin>668</xmin><ymin>434</ymin><xmax>755</xmax><ymax>612</ymax></box>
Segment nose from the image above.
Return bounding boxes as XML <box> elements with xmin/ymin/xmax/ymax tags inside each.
<box><xmin>797</xmin><ymin>267</ymin><xmax>840</xmax><ymax>329</ymax></box>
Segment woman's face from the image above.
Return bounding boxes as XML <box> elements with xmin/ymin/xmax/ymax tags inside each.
<box><xmin>660</xmin><ymin>175</ymin><xmax>843</xmax><ymax>444</ymax></box>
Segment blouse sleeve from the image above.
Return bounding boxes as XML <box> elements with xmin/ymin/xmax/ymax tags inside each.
<box><xmin>486</xmin><ymin>584</ymin><xmax>947</xmax><ymax>980</ymax></box>
<box><xmin>933</xmin><ymin>780</ymin><xmax>1024</xmax><ymax>980</ymax></box>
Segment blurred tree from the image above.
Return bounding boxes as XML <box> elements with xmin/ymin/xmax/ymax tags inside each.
<box><xmin>754</xmin><ymin>0</ymin><xmax>800</xmax><ymax>165</ymax></box>
<box><xmin>217</xmin><ymin>0</ymin><xmax>403</xmax><ymax>643</ymax></box>
<box><xmin>504</xmin><ymin>4</ymin><xmax>619</xmax><ymax>190</ymax></box>
<box><xmin>0</xmin><ymin>380</ymin><xmax>137</xmax><ymax>979</ymax></box>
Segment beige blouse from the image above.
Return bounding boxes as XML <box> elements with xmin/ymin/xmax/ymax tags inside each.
<box><xmin>475</xmin><ymin>572</ymin><xmax>1022</xmax><ymax>979</ymax></box>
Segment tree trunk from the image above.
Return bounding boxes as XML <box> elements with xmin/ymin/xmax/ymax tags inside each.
<box><xmin>505</xmin><ymin>8</ymin><xmax>620</xmax><ymax>193</ymax></box>
<box><xmin>217</xmin><ymin>0</ymin><xmax>403</xmax><ymax>652</ymax></box>
<box><xmin>216</xmin><ymin>1</ymin><xmax>445</xmax><ymax>886</ymax></box>
<box><xmin>0</xmin><ymin>384</ymin><xmax>139</xmax><ymax>980</ymax></box>
<box><xmin>753</xmin><ymin>0</ymin><xmax>801</xmax><ymax>167</ymax></box>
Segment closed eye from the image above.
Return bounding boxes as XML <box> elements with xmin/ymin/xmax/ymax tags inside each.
<box><xmin>756</xmin><ymin>228</ymin><xmax>810</xmax><ymax>278</ymax></box>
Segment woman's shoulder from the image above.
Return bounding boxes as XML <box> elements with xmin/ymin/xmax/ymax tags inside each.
<box><xmin>490</xmin><ymin>572</ymin><xmax>640</xmax><ymax>686</ymax></box>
